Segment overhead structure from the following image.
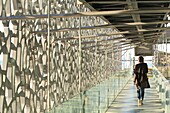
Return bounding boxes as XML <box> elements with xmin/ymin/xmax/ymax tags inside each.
<box><xmin>82</xmin><ymin>0</ymin><xmax>170</xmax><ymax>56</ymax></box>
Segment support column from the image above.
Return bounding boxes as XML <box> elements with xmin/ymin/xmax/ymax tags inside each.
<box><xmin>47</xmin><ymin>0</ymin><xmax>51</xmax><ymax>111</ymax></box>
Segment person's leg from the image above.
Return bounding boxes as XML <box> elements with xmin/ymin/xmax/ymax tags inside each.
<box><xmin>137</xmin><ymin>89</ymin><xmax>140</xmax><ymax>100</ymax></box>
<box><xmin>140</xmin><ymin>87</ymin><xmax>145</xmax><ymax>104</ymax></box>
<box><xmin>137</xmin><ymin>89</ymin><xmax>141</xmax><ymax>105</ymax></box>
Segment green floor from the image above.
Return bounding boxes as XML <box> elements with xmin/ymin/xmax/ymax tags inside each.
<box><xmin>106</xmin><ymin>78</ymin><xmax>164</xmax><ymax>113</ymax></box>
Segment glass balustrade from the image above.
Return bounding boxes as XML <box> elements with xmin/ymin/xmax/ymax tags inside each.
<box><xmin>46</xmin><ymin>68</ymin><xmax>132</xmax><ymax>113</ymax></box>
<box><xmin>153</xmin><ymin>65</ymin><xmax>170</xmax><ymax>113</ymax></box>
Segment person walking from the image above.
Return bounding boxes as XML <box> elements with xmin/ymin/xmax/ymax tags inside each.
<box><xmin>133</xmin><ymin>56</ymin><xmax>149</xmax><ymax>105</ymax></box>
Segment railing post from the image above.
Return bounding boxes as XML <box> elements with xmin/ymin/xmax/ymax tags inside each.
<box><xmin>162</xmin><ymin>81</ymin><xmax>166</xmax><ymax>106</ymax></box>
<box><xmin>47</xmin><ymin>0</ymin><xmax>51</xmax><ymax>111</ymax></box>
<box><xmin>98</xmin><ymin>91</ymin><xmax>100</xmax><ymax>113</ymax></box>
<box><xmin>107</xmin><ymin>87</ymin><xmax>109</xmax><ymax>108</ymax></box>
<box><xmin>165</xmin><ymin>85</ymin><xmax>170</xmax><ymax>113</ymax></box>
<box><xmin>158</xmin><ymin>76</ymin><xmax>162</xmax><ymax>99</ymax></box>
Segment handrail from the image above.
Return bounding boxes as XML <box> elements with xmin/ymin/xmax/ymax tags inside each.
<box><xmin>153</xmin><ymin>65</ymin><xmax>168</xmax><ymax>81</ymax></box>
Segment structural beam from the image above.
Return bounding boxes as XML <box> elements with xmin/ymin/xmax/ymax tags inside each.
<box><xmin>33</xmin><ymin>20</ymin><xmax>170</xmax><ymax>34</ymax></box>
<box><xmin>1</xmin><ymin>9</ymin><xmax>170</xmax><ymax>20</ymax></box>
<box><xmin>72</xmin><ymin>27</ymin><xmax>165</xmax><ymax>39</ymax></box>
<box><xmin>54</xmin><ymin>32</ymin><xmax>161</xmax><ymax>44</ymax></box>
<box><xmin>81</xmin><ymin>35</ymin><xmax>158</xmax><ymax>50</ymax></box>
<box><xmin>87</xmin><ymin>1</ymin><xmax>170</xmax><ymax>4</ymax></box>
<box><xmin>71</xmin><ymin>33</ymin><xmax>161</xmax><ymax>46</ymax></box>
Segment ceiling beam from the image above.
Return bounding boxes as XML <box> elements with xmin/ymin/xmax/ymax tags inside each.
<box><xmin>71</xmin><ymin>33</ymin><xmax>161</xmax><ymax>46</ymax></box>
<box><xmin>79</xmin><ymin>0</ymin><xmax>124</xmax><ymax>38</ymax></box>
<box><xmin>81</xmin><ymin>41</ymin><xmax>132</xmax><ymax>50</ymax></box>
<box><xmin>160</xmin><ymin>5</ymin><xmax>170</xmax><ymax>29</ymax></box>
<box><xmin>96</xmin><ymin>45</ymin><xmax>132</xmax><ymax>54</ymax></box>
<box><xmin>1</xmin><ymin>9</ymin><xmax>170</xmax><ymax>20</ymax></box>
<box><xmin>111</xmin><ymin>14</ymin><xmax>166</xmax><ymax>18</ymax></box>
<box><xmin>97</xmin><ymin>45</ymin><xmax>136</xmax><ymax>54</ymax></box>
<box><xmin>71</xmin><ymin>27</ymin><xmax>166</xmax><ymax>39</ymax></box>
<box><xmin>127</xmin><ymin>0</ymin><xmax>143</xmax><ymax>37</ymax></box>
<box><xmin>54</xmin><ymin>32</ymin><xmax>161</xmax><ymax>43</ymax></box>
<box><xmin>33</xmin><ymin>20</ymin><xmax>170</xmax><ymax>34</ymax></box>
<box><xmin>87</xmin><ymin>1</ymin><xmax>170</xmax><ymax>4</ymax></box>
<box><xmin>96</xmin><ymin>46</ymin><xmax>135</xmax><ymax>55</ymax></box>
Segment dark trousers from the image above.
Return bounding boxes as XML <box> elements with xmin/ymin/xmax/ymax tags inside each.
<box><xmin>137</xmin><ymin>87</ymin><xmax>145</xmax><ymax>100</ymax></box>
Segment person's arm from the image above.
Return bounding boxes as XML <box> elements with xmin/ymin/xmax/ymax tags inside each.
<box><xmin>133</xmin><ymin>65</ymin><xmax>137</xmax><ymax>83</ymax></box>
<box><xmin>145</xmin><ymin>63</ymin><xmax>148</xmax><ymax>73</ymax></box>
<box><xmin>133</xmin><ymin>74</ymin><xmax>137</xmax><ymax>84</ymax></box>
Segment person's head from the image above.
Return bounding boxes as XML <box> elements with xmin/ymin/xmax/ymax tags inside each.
<box><xmin>138</xmin><ymin>56</ymin><xmax>144</xmax><ymax>63</ymax></box>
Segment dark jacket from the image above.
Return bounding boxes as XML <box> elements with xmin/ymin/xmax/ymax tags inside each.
<box><xmin>134</xmin><ymin>63</ymin><xmax>148</xmax><ymax>87</ymax></box>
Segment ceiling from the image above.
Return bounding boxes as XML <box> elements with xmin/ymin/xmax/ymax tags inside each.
<box><xmin>81</xmin><ymin>0</ymin><xmax>170</xmax><ymax>56</ymax></box>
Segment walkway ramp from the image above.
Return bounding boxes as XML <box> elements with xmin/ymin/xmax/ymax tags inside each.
<box><xmin>106</xmin><ymin>78</ymin><xmax>164</xmax><ymax>113</ymax></box>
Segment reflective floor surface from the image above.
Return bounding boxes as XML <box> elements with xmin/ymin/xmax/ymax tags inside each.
<box><xmin>106</xmin><ymin>78</ymin><xmax>164</xmax><ymax>113</ymax></box>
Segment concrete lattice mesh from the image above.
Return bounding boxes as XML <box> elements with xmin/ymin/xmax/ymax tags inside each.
<box><xmin>0</xmin><ymin>0</ymin><xmax>122</xmax><ymax>112</ymax></box>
